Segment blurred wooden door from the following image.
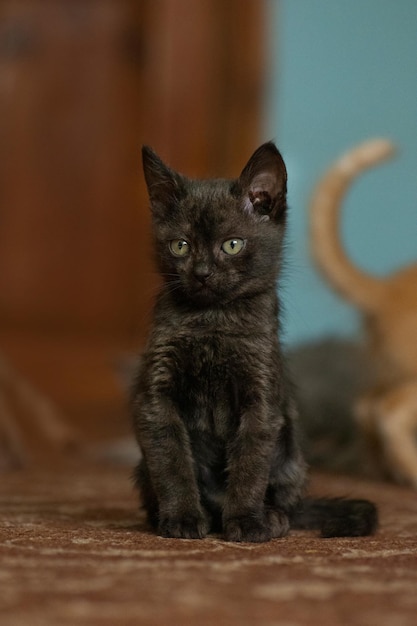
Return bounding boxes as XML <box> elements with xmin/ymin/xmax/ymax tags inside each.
<box><xmin>0</xmin><ymin>0</ymin><xmax>265</xmax><ymax>346</ymax></box>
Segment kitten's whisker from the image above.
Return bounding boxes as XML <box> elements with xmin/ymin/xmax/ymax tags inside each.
<box><xmin>165</xmin><ymin>284</ymin><xmax>183</xmax><ymax>295</ymax></box>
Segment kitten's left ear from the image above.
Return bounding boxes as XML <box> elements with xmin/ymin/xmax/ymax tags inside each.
<box><xmin>142</xmin><ymin>146</ymin><xmax>186</xmax><ymax>218</ymax></box>
<box><xmin>238</xmin><ymin>142</ymin><xmax>287</xmax><ymax>221</ymax></box>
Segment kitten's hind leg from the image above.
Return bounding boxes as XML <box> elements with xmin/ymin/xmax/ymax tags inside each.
<box><xmin>264</xmin><ymin>416</ymin><xmax>308</xmax><ymax>539</ymax></box>
<box><xmin>266</xmin><ymin>457</ymin><xmax>306</xmax><ymax>538</ymax></box>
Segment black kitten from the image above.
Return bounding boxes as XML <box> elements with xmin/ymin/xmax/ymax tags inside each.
<box><xmin>131</xmin><ymin>142</ymin><xmax>377</xmax><ymax>542</ymax></box>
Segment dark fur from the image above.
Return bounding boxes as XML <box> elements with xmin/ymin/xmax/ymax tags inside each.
<box><xmin>131</xmin><ymin>143</ymin><xmax>377</xmax><ymax>542</ymax></box>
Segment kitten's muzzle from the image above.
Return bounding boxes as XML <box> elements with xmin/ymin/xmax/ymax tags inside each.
<box><xmin>193</xmin><ymin>262</ymin><xmax>213</xmax><ymax>285</ymax></box>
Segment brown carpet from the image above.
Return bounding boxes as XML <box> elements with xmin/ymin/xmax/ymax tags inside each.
<box><xmin>1</xmin><ymin>463</ymin><xmax>416</xmax><ymax>626</ymax></box>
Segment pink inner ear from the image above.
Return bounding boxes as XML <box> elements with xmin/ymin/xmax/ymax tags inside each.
<box><xmin>250</xmin><ymin>172</ymin><xmax>281</xmax><ymax>199</ymax></box>
<box><xmin>242</xmin><ymin>189</ymin><xmax>272</xmax><ymax>220</ymax></box>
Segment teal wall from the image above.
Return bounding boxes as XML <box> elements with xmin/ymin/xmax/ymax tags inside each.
<box><xmin>265</xmin><ymin>0</ymin><xmax>417</xmax><ymax>345</ymax></box>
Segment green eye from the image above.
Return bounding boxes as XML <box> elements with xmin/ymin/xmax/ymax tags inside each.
<box><xmin>169</xmin><ymin>239</ymin><xmax>190</xmax><ymax>257</ymax></box>
<box><xmin>221</xmin><ymin>238</ymin><xmax>245</xmax><ymax>256</ymax></box>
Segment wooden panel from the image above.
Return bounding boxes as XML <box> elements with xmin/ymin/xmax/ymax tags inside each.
<box><xmin>142</xmin><ymin>0</ymin><xmax>266</xmax><ymax>178</ymax></box>
<box><xmin>0</xmin><ymin>0</ymin><xmax>266</xmax><ymax>344</ymax></box>
<box><xmin>0</xmin><ymin>0</ymin><xmax>151</xmax><ymax>338</ymax></box>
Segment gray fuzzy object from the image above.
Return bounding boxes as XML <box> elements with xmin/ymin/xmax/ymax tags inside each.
<box><xmin>287</xmin><ymin>337</ymin><xmax>376</xmax><ymax>475</ymax></box>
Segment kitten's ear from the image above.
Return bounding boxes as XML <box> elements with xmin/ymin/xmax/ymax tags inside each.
<box><xmin>142</xmin><ymin>146</ymin><xmax>185</xmax><ymax>217</ymax></box>
<box><xmin>238</xmin><ymin>142</ymin><xmax>287</xmax><ymax>221</ymax></box>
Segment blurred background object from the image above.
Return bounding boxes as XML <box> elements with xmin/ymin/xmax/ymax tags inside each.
<box><xmin>266</xmin><ymin>0</ymin><xmax>417</xmax><ymax>482</ymax></box>
<box><xmin>0</xmin><ymin>0</ymin><xmax>265</xmax><ymax>463</ymax></box>
<box><xmin>266</xmin><ymin>0</ymin><xmax>417</xmax><ymax>345</ymax></box>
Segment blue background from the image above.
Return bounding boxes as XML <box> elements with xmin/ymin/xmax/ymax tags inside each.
<box><xmin>265</xmin><ymin>0</ymin><xmax>417</xmax><ymax>345</ymax></box>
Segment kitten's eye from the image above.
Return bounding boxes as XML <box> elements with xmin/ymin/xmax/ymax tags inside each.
<box><xmin>221</xmin><ymin>238</ymin><xmax>245</xmax><ymax>256</ymax></box>
<box><xmin>169</xmin><ymin>239</ymin><xmax>190</xmax><ymax>257</ymax></box>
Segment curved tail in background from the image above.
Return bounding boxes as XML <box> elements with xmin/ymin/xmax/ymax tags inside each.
<box><xmin>310</xmin><ymin>139</ymin><xmax>396</xmax><ymax>313</ymax></box>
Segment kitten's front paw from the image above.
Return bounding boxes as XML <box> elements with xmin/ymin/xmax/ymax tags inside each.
<box><xmin>158</xmin><ymin>512</ymin><xmax>210</xmax><ymax>540</ymax></box>
<box><xmin>223</xmin><ymin>515</ymin><xmax>272</xmax><ymax>543</ymax></box>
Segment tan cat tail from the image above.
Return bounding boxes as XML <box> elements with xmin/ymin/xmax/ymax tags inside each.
<box><xmin>310</xmin><ymin>139</ymin><xmax>395</xmax><ymax>312</ymax></box>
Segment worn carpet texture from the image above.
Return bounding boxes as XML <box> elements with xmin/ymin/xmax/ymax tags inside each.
<box><xmin>1</xmin><ymin>463</ymin><xmax>416</xmax><ymax>626</ymax></box>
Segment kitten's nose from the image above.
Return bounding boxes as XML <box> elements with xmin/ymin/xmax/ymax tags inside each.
<box><xmin>193</xmin><ymin>262</ymin><xmax>212</xmax><ymax>284</ymax></box>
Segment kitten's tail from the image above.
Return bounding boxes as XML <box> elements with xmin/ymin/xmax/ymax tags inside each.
<box><xmin>310</xmin><ymin>139</ymin><xmax>395</xmax><ymax>313</ymax></box>
<box><xmin>291</xmin><ymin>497</ymin><xmax>378</xmax><ymax>537</ymax></box>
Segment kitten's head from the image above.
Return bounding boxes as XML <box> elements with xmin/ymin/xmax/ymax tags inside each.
<box><xmin>142</xmin><ymin>142</ymin><xmax>287</xmax><ymax>307</ymax></box>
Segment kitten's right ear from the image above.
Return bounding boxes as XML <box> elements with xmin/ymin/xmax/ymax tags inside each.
<box><xmin>238</xmin><ymin>141</ymin><xmax>287</xmax><ymax>221</ymax></box>
<box><xmin>142</xmin><ymin>146</ymin><xmax>185</xmax><ymax>216</ymax></box>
